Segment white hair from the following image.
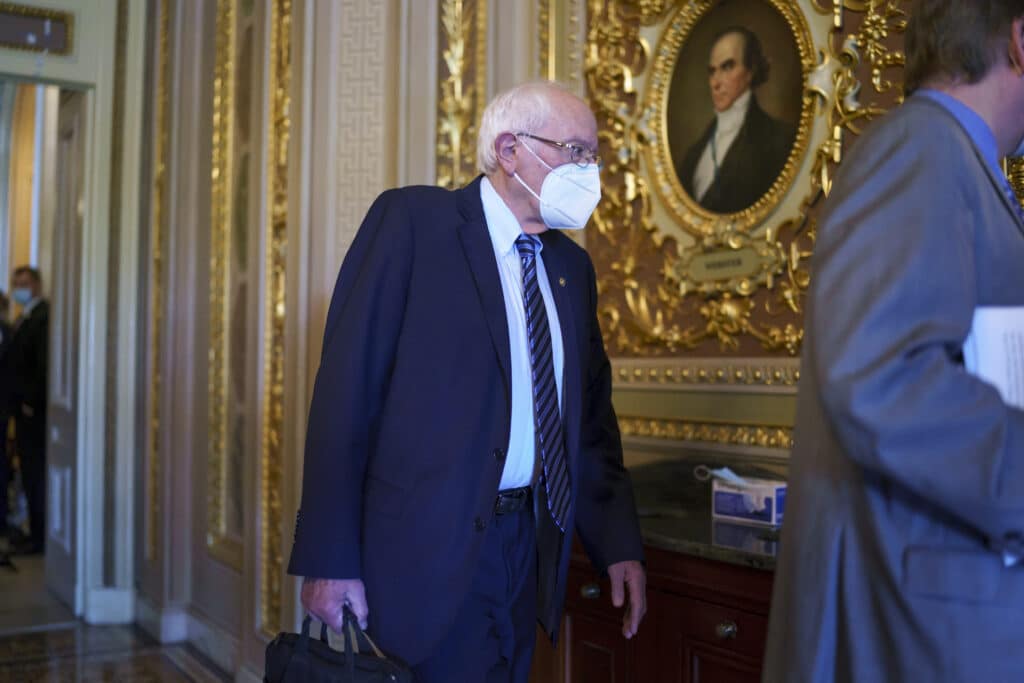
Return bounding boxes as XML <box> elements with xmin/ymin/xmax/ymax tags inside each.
<box><xmin>476</xmin><ymin>80</ymin><xmax>577</xmax><ymax>175</ymax></box>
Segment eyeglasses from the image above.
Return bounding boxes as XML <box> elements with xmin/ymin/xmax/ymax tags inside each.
<box><xmin>516</xmin><ymin>132</ymin><xmax>602</xmax><ymax>168</ymax></box>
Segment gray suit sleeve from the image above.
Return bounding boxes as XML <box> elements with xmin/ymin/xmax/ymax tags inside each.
<box><xmin>810</xmin><ymin>118</ymin><xmax>1024</xmax><ymax>548</ymax></box>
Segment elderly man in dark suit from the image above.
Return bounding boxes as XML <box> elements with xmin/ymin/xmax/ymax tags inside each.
<box><xmin>677</xmin><ymin>26</ymin><xmax>794</xmax><ymax>214</ymax></box>
<box><xmin>764</xmin><ymin>2</ymin><xmax>1024</xmax><ymax>681</ymax></box>
<box><xmin>7</xmin><ymin>267</ymin><xmax>49</xmax><ymax>555</ymax></box>
<box><xmin>288</xmin><ymin>81</ymin><xmax>646</xmax><ymax>682</ymax></box>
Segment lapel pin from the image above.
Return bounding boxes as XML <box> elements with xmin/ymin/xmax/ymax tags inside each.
<box><xmin>559</xmin><ymin>277</ymin><xmax>567</xmax><ymax>287</ymax></box>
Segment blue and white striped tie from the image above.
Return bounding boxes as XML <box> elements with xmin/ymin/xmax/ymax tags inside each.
<box><xmin>515</xmin><ymin>235</ymin><xmax>571</xmax><ymax>532</ymax></box>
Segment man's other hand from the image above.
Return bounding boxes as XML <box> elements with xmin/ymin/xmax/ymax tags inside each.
<box><xmin>300</xmin><ymin>577</ymin><xmax>368</xmax><ymax>632</ymax></box>
<box><xmin>607</xmin><ymin>560</ymin><xmax>647</xmax><ymax>639</ymax></box>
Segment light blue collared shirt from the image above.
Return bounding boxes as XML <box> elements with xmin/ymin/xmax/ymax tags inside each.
<box><xmin>917</xmin><ymin>89</ymin><xmax>1001</xmax><ymax>178</ymax></box>
<box><xmin>480</xmin><ymin>177</ymin><xmax>565</xmax><ymax>490</ymax></box>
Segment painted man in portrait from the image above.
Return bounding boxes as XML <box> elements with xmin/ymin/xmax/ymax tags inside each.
<box><xmin>676</xmin><ymin>26</ymin><xmax>795</xmax><ymax>214</ymax></box>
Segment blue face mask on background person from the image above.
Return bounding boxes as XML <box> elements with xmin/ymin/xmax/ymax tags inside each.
<box><xmin>12</xmin><ymin>287</ymin><xmax>32</xmax><ymax>306</ymax></box>
<box><xmin>513</xmin><ymin>140</ymin><xmax>601</xmax><ymax>229</ymax></box>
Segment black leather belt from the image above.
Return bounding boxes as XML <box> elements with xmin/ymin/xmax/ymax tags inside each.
<box><xmin>494</xmin><ymin>486</ymin><xmax>531</xmax><ymax>515</ymax></box>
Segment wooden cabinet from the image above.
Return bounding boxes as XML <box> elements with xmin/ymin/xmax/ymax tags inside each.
<box><xmin>655</xmin><ymin>593</ymin><xmax>767</xmax><ymax>683</ymax></box>
<box><xmin>530</xmin><ymin>543</ymin><xmax>773</xmax><ymax>683</ymax></box>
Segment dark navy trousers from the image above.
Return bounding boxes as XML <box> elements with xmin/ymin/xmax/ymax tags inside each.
<box><xmin>412</xmin><ymin>502</ymin><xmax>538</xmax><ymax>683</ymax></box>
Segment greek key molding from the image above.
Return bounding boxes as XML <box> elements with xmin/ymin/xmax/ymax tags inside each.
<box><xmin>335</xmin><ymin>0</ymin><xmax>391</xmax><ymax>263</ymax></box>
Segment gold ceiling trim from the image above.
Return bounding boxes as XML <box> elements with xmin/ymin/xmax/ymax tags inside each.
<box><xmin>146</xmin><ymin>0</ymin><xmax>171</xmax><ymax>564</ymax></box>
<box><xmin>207</xmin><ymin>0</ymin><xmax>243</xmax><ymax>571</ymax></box>
<box><xmin>619</xmin><ymin>416</ymin><xmax>793</xmax><ymax>450</ymax></box>
<box><xmin>436</xmin><ymin>0</ymin><xmax>488</xmax><ymax>189</ymax></box>
<box><xmin>614</xmin><ymin>358</ymin><xmax>799</xmax><ymax>388</ymax></box>
<box><xmin>260</xmin><ymin>0</ymin><xmax>292</xmax><ymax>638</ymax></box>
<box><xmin>585</xmin><ymin>0</ymin><xmax>907</xmax><ymax>356</ymax></box>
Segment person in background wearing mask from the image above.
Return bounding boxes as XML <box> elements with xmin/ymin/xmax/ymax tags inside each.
<box><xmin>7</xmin><ymin>267</ymin><xmax>48</xmax><ymax>555</ymax></box>
<box><xmin>0</xmin><ymin>290</ymin><xmax>11</xmax><ymax>549</ymax></box>
<box><xmin>763</xmin><ymin>2</ymin><xmax>1024</xmax><ymax>681</ymax></box>
<box><xmin>289</xmin><ymin>80</ymin><xmax>646</xmax><ymax>682</ymax></box>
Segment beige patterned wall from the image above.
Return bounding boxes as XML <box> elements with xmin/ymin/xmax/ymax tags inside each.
<box><xmin>334</xmin><ymin>1</ymin><xmax>396</xmax><ymax>265</ymax></box>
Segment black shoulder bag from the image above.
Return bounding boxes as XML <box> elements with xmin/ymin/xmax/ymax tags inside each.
<box><xmin>264</xmin><ymin>608</ymin><xmax>413</xmax><ymax>682</ymax></box>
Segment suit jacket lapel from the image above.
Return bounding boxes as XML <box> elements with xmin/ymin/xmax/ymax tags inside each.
<box><xmin>539</xmin><ymin>234</ymin><xmax>582</xmax><ymax>466</ymax></box>
<box><xmin>455</xmin><ymin>179</ymin><xmax>513</xmax><ymax>401</ymax></box>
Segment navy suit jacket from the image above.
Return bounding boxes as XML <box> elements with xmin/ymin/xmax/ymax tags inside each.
<box><xmin>288</xmin><ymin>177</ymin><xmax>644</xmax><ymax>665</ymax></box>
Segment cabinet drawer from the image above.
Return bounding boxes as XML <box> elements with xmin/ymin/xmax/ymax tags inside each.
<box><xmin>664</xmin><ymin>593</ymin><xmax>767</xmax><ymax>660</ymax></box>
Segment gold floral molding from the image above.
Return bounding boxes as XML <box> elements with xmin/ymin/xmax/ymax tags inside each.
<box><xmin>207</xmin><ymin>0</ymin><xmax>242</xmax><ymax>571</ymax></box>
<box><xmin>614</xmin><ymin>358</ymin><xmax>800</xmax><ymax>388</ymax></box>
<box><xmin>261</xmin><ymin>0</ymin><xmax>292</xmax><ymax>638</ymax></box>
<box><xmin>1007</xmin><ymin>157</ymin><xmax>1024</xmax><ymax>204</ymax></box>
<box><xmin>585</xmin><ymin>0</ymin><xmax>908</xmax><ymax>356</ymax></box>
<box><xmin>146</xmin><ymin>0</ymin><xmax>170</xmax><ymax>563</ymax></box>
<box><xmin>436</xmin><ymin>0</ymin><xmax>487</xmax><ymax>189</ymax></box>
<box><xmin>618</xmin><ymin>417</ymin><xmax>793</xmax><ymax>450</ymax></box>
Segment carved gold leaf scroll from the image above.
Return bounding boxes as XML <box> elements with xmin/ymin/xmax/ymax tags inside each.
<box><xmin>147</xmin><ymin>0</ymin><xmax>171</xmax><ymax>562</ymax></box>
<box><xmin>436</xmin><ymin>0</ymin><xmax>487</xmax><ymax>189</ymax></box>
<box><xmin>585</xmin><ymin>0</ymin><xmax>908</xmax><ymax>356</ymax></box>
<box><xmin>208</xmin><ymin>0</ymin><xmax>242</xmax><ymax>570</ymax></box>
<box><xmin>261</xmin><ymin>0</ymin><xmax>292</xmax><ymax>638</ymax></box>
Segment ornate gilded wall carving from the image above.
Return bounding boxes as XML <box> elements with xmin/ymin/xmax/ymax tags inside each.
<box><xmin>584</xmin><ymin>0</ymin><xmax>908</xmax><ymax>358</ymax></box>
<box><xmin>436</xmin><ymin>0</ymin><xmax>488</xmax><ymax>189</ymax></box>
<box><xmin>146</xmin><ymin>0</ymin><xmax>170</xmax><ymax>563</ymax></box>
<box><xmin>208</xmin><ymin>0</ymin><xmax>244</xmax><ymax>571</ymax></box>
<box><xmin>539</xmin><ymin>0</ymin><xmax>584</xmax><ymax>87</ymax></box>
<box><xmin>260</xmin><ymin>0</ymin><xmax>292</xmax><ymax>638</ymax></box>
<box><xmin>1008</xmin><ymin>157</ymin><xmax>1024</xmax><ymax>205</ymax></box>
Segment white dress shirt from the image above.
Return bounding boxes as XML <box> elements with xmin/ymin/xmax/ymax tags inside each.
<box><xmin>480</xmin><ymin>177</ymin><xmax>565</xmax><ymax>490</ymax></box>
<box><xmin>692</xmin><ymin>89</ymin><xmax>752</xmax><ymax>201</ymax></box>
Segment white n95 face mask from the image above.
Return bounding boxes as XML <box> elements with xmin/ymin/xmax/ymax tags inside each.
<box><xmin>513</xmin><ymin>140</ymin><xmax>601</xmax><ymax>230</ymax></box>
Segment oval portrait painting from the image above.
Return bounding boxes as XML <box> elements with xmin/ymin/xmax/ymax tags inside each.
<box><xmin>666</xmin><ymin>0</ymin><xmax>804</xmax><ymax>215</ymax></box>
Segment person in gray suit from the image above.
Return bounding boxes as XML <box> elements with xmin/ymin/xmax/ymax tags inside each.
<box><xmin>763</xmin><ymin>2</ymin><xmax>1024</xmax><ymax>681</ymax></box>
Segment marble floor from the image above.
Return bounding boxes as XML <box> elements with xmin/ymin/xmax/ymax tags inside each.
<box><xmin>0</xmin><ymin>555</ymin><xmax>229</xmax><ymax>682</ymax></box>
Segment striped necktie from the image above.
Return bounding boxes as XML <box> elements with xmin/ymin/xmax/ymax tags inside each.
<box><xmin>515</xmin><ymin>235</ymin><xmax>571</xmax><ymax>531</ymax></box>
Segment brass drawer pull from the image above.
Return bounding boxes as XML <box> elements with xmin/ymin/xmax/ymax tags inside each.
<box><xmin>580</xmin><ymin>582</ymin><xmax>601</xmax><ymax>600</ymax></box>
<box><xmin>715</xmin><ymin>620</ymin><xmax>738</xmax><ymax>639</ymax></box>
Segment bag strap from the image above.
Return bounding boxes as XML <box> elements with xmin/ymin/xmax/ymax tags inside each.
<box><xmin>297</xmin><ymin>616</ymin><xmax>313</xmax><ymax>654</ymax></box>
<box><xmin>342</xmin><ymin>607</ymin><xmax>387</xmax><ymax>659</ymax></box>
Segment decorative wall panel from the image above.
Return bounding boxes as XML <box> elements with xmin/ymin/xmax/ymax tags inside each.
<box><xmin>436</xmin><ymin>0</ymin><xmax>487</xmax><ymax>189</ymax></box>
<box><xmin>208</xmin><ymin>0</ymin><xmax>250</xmax><ymax>571</ymax></box>
<box><xmin>146</xmin><ymin>0</ymin><xmax>170</xmax><ymax>563</ymax></box>
<box><xmin>583</xmin><ymin>0</ymin><xmax>909</xmax><ymax>359</ymax></box>
<box><xmin>260</xmin><ymin>0</ymin><xmax>292</xmax><ymax>638</ymax></box>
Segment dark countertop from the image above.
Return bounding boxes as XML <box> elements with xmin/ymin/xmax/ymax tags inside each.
<box><xmin>627</xmin><ymin>459</ymin><xmax>781</xmax><ymax>571</ymax></box>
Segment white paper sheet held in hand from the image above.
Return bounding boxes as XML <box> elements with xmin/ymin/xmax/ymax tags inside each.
<box><xmin>963</xmin><ymin>307</ymin><xmax>1024</xmax><ymax>409</ymax></box>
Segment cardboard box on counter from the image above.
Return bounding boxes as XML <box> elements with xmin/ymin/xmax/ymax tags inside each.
<box><xmin>712</xmin><ymin>476</ymin><xmax>785</xmax><ymax>527</ymax></box>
